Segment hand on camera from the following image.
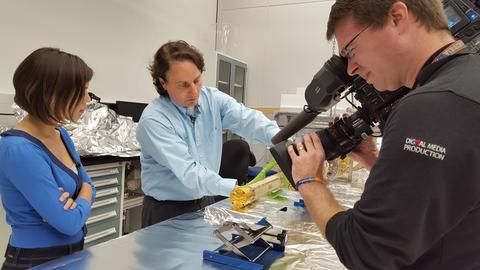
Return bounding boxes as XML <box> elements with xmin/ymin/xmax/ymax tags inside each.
<box><xmin>287</xmin><ymin>133</ymin><xmax>325</xmax><ymax>187</ymax></box>
<box><xmin>330</xmin><ymin>115</ymin><xmax>379</xmax><ymax>170</ymax></box>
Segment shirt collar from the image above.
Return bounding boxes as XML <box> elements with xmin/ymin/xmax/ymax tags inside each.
<box><xmin>171</xmin><ymin>98</ymin><xmax>202</xmax><ymax>118</ymax></box>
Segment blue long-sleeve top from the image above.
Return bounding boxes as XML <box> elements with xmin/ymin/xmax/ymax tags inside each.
<box><xmin>0</xmin><ymin>127</ymin><xmax>96</xmax><ymax>248</ymax></box>
<box><xmin>136</xmin><ymin>86</ymin><xmax>280</xmax><ymax>200</ymax></box>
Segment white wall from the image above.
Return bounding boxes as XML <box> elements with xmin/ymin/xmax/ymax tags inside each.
<box><xmin>217</xmin><ymin>0</ymin><xmax>335</xmax><ymax>108</ymax></box>
<box><xmin>0</xmin><ymin>0</ymin><xmax>218</xmax><ymax>103</ymax></box>
<box><xmin>0</xmin><ymin>0</ymin><xmax>218</xmax><ymax>252</ymax></box>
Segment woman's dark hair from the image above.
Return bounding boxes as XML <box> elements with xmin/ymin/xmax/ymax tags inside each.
<box><xmin>149</xmin><ymin>40</ymin><xmax>205</xmax><ymax>96</ymax></box>
<box><xmin>13</xmin><ymin>47</ymin><xmax>93</xmax><ymax>124</ymax></box>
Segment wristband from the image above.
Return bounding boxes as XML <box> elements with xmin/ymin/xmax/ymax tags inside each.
<box><xmin>295</xmin><ymin>177</ymin><xmax>319</xmax><ymax>190</ymax></box>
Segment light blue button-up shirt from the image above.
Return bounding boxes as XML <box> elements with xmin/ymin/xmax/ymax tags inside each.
<box><xmin>136</xmin><ymin>86</ymin><xmax>280</xmax><ymax>200</ymax></box>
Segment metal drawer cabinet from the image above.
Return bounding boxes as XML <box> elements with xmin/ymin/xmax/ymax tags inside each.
<box><xmin>85</xmin><ymin>217</ymin><xmax>120</xmax><ymax>247</ymax></box>
<box><xmin>84</xmin><ymin>162</ymin><xmax>125</xmax><ymax>248</ymax></box>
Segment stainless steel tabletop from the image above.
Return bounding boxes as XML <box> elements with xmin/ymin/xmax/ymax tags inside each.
<box><xmin>31</xmin><ymin>176</ymin><xmax>366</xmax><ymax>270</ymax></box>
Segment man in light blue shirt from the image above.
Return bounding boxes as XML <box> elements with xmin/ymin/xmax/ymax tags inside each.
<box><xmin>137</xmin><ymin>40</ymin><xmax>279</xmax><ymax>226</ymax></box>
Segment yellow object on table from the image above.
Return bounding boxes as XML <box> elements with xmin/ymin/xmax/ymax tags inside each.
<box><xmin>324</xmin><ymin>156</ymin><xmax>353</xmax><ymax>181</ymax></box>
<box><xmin>230</xmin><ymin>173</ymin><xmax>284</xmax><ymax>210</ymax></box>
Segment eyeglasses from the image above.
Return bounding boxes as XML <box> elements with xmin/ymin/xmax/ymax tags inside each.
<box><xmin>340</xmin><ymin>25</ymin><xmax>370</xmax><ymax>59</ymax></box>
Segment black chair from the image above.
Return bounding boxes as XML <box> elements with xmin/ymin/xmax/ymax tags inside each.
<box><xmin>209</xmin><ymin>139</ymin><xmax>256</xmax><ymax>203</ymax></box>
<box><xmin>219</xmin><ymin>139</ymin><xmax>256</xmax><ymax>186</ymax></box>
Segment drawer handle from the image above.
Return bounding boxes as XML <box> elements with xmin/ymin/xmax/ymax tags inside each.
<box><xmin>93</xmin><ymin>178</ymin><xmax>118</xmax><ymax>188</ymax></box>
<box><xmin>96</xmin><ymin>188</ymin><xmax>119</xmax><ymax>198</ymax></box>
<box><xmin>87</xmin><ymin>210</ymin><xmax>117</xmax><ymax>225</ymax></box>
<box><xmin>88</xmin><ymin>168</ymin><xmax>120</xmax><ymax>178</ymax></box>
<box><xmin>84</xmin><ymin>227</ymin><xmax>117</xmax><ymax>244</ymax></box>
<box><xmin>92</xmin><ymin>198</ymin><xmax>117</xmax><ymax>209</ymax></box>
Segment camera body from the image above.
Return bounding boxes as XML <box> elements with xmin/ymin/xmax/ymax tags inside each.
<box><xmin>270</xmin><ymin>0</ymin><xmax>480</xmax><ymax>187</ymax></box>
<box><xmin>443</xmin><ymin>0</ymin><xmax>480</xmax><ymax>44</ymax></box>
<box><xmin>318</xmin><ymin>78</ymin><xmax>408</xmax><ymax>161</ymax></box>
<box><xmin>270</xmin><ymin>56</ymin><xmax>408</xmax><ymax>186</ymax></box>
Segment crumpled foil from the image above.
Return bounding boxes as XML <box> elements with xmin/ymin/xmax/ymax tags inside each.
<box><xmin>64</xmin><ymin>101</ymin><xmax>140</xmax><ymax>157</ymax></box>
<box><xmin>12</xmin><ymin>101</ymin><xmax>140</xmax><ymax>157</ymax></box>
<box><xmin>12</xmin><ymin>103</ymin><xmax>27</xmax><ymax>122</ymax></box>
<box><xmin>0</xmin><ymin>125</ymin><xmax>9</xmax><ymax>134</ymax></box>
<box><xmin>204</xmin><ymin>176</ymin><xmax>367</xmax><ymax>270</ymax></box>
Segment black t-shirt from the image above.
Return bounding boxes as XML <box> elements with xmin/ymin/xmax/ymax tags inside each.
<box><xmin>325</xmin><ymin>53</ymin><xmax>480</xmax><ymax>269</ymax></box>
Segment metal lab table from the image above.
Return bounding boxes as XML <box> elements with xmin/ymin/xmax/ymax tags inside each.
<box><xmin>30</xmin><ymin>211</ymin><xmax>235</xmax><ymax>270</ymax></box>
<box><xmin>31</xmin><ymin>177</ymin><xmax>366</xmax><ymax>270</ymax></box>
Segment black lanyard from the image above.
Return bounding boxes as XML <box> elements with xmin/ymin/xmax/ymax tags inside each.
<box><xmin>414</xmin><ymin>40</ymin><xmax>471</xmax><ymax>88</ymax></box>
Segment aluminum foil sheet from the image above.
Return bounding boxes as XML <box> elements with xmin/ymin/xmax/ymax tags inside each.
<box><xmin>12</xmin><ymin>101</ymin><xmax>140</xmax><ymax>157</ymax></box>
<box><xmin>204</xmin><ymin>174</ymin><xmax>368</xmax><ymax>270</ymax></box>
<box><xmin>0</xmin><ymin>125</ymin><xmax>10</xmax><ymax>134</ymax></box>
<box><xmin>12</xmin><ymin>103</ymin><xmax>27</xmax><ymax>122</ymax></box>
<box><xmin>64</xmin><ymin>101</ymin><xmax>140</xmax><ymax>157</ymax></box>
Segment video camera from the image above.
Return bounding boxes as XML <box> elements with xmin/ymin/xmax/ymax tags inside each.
<box><xmin>270</xmin><ymin>55</ymin><xmax>409</xmax><ymax>186</ymax></box>
<box><xmin>443</xmin><ymin>0</ymin><xmax>480</xmax><ymax>44</ymax></box>
<box><xmin>270</xmin><ymin>0</ymin><xmax>480</xmax><ymax>187</ymax></box>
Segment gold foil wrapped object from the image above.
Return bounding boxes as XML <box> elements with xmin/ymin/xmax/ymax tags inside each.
<box><xmin>230</xmin><ymin>174</ymin><xmax>283</xmax><ymax>209</ymax></box>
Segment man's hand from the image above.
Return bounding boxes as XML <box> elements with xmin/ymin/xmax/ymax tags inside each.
<box><xmin>331</xmin><ymin>115</ymin><xmax>379</xmax><ymax>171</ymax></box>
<box><xmin>347</xmin><ymin>136</ymin><xmax>379</xmax><ymax>171</ymax></box>
<box><xmin>287</xmin><ymin>133</ymin><xmax>325</xmax><ymax>186</ymax></box>
<box><xmin>286</xmin><ymin>132</ymin><xmax>344</xmax><ymax>236</ymax></box>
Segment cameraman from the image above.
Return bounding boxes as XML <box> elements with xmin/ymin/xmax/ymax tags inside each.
<box><xmin>288</xmin><ymin>1</ymin><xmax>480</xmax><ymax>269</ymax></box>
